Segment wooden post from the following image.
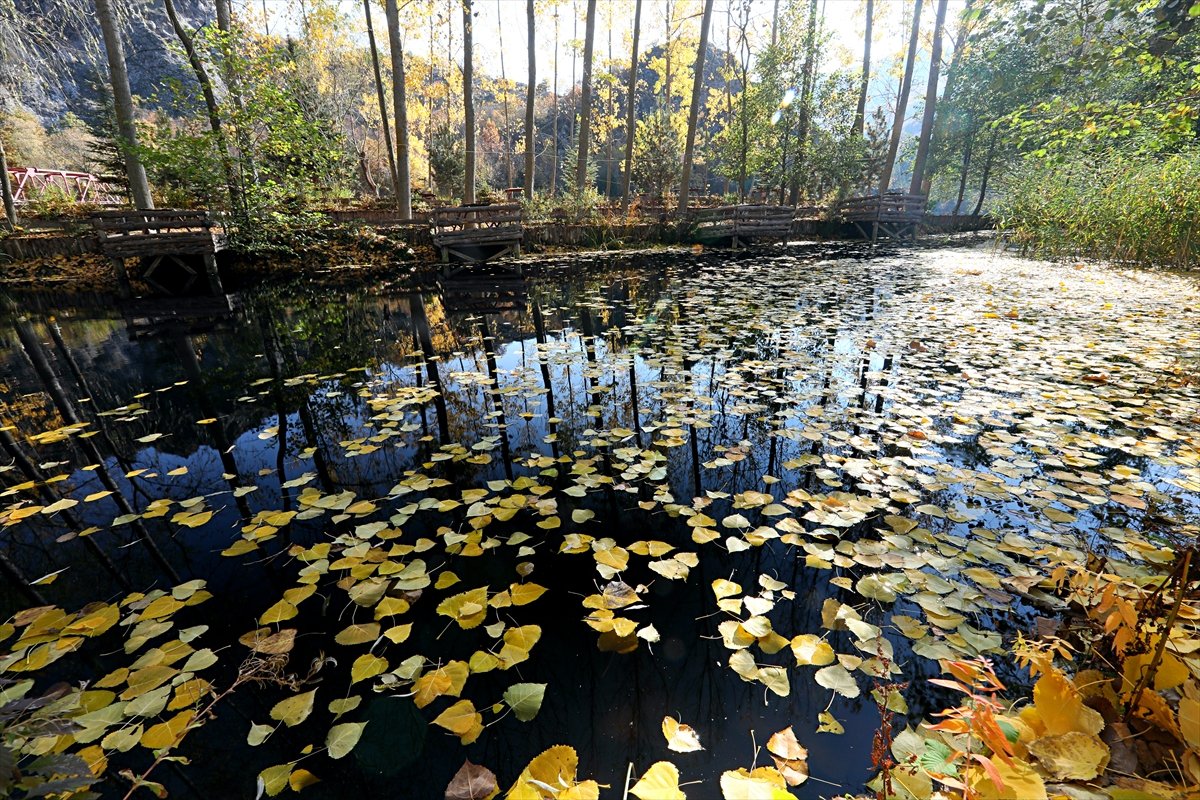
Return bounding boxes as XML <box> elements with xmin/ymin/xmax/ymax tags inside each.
<box><xmin>202</xmin><ymin>252</ymin><xmax>224</xmax><ymax>294</ymax></box>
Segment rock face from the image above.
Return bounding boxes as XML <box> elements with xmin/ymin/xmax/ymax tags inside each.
<box><xmin>2</xmin><ymin>0</ymin><xmax>206</xmax><ymax>123</ymax></box>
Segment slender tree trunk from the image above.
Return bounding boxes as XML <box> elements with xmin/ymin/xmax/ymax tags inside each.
<box><xmin>551</xmin><ymin>7</ymin><xmax>560</xmax><ymax>195</ymax></box>
<box><xmin>524</xmin><ymin>0</ymin><xmax>536</xmax><ymax>198</ymax></box>
<box><xmin>972</xmin><ymin>132</ymin><xmax>996</xmax><ymax>216</ymax></box>
<box><xmin>498</xmin><ymin>0</ymin><xmax>513</xmax><ymax>188</ymax></box>
<box><xmin>620</xmin><ymin>0</ymin><xmax>642</xmax><ymax>212</ymax></box>
<box><xmin>877</xmin><ymin>0</ymin><xmax>922</xmax><ymax>195</ymax></box>
<box><xmin>385</xmin><ymin>0</ymin><xmax>411</xmax><ymax>217</ymax></box>
<box><xmin>770</xmin><ymin>0</ymin><xmax>779</xmax><ymax>47</ymax></box>
<box><xmin>0</xmin><ymin>138</ymin><xmax>16</xmax><ymax>229</ymax></box>
<box><xmin>851</xmin><ymin>0</ymin><xmax>873</xmax><ymax>137</ymax></box>
<box><xmin>574</xmin><ymin>0</ymin><xmax>597</xmax><ymax>195</ymax></box>
<box><xmin>737</xmin><ymin>4</ymin><xmax>749</xmax><ymax>201</ymax></box>
<box><xmin>908</xmin><ymin>0</ymin><xmax>948</xmax><ymax>197</ymax></box>
<box><xmin>790</xmin><ymin>0</ymin><xmax>819</xmax><ymax>205</ymax></box>
<box><xmin>365</xmin><ymin>0</ymin><xmax>400</xmax><ymax>199</ymax></box>
<box><xmin>678</xmin><ymin>0</ymin><xmax>714</xmax><ymax>210</ymax></box>
<box><xmin>163</xmin><ymin>0</ymin><xmax>238</xmax><ymax>209</ymax></box>
<box><xmin>462</xmin><ymin>0</ymin><xmax>476</xmax><ymax>203</ymax></box>
<box><xmin>953</xmin><ymin>129</ymin><xmax>973</xmax><ymax>215</ymax></box>
<box><xmin>95</xmin><ymin>0</ymin><xmax>154</xmax><ymax>209</ymax></box>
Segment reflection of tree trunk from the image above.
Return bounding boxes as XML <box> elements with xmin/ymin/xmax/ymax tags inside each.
<box><xmin>14</xmin><ymin>318</ymin><xmax>179</xmax><ymax>582</ymax></box>
<box><xmin>0</xmin><ymin>426</ymin><xmax>128</xmax><ymax>591</ymax></box>
<box><xmin>410</xmin><ymin>294</ymin><xmax>450</xmax><ymax>445</ymax></box>
<box><xmin>0</xmin><ymin>547</ymin><xmax>44</xmax><ymax>605</ymax></box>
<box><xmin>479</xmin><ymin>316</ymin><xmax>514</xmax><ymax>480</ymax></box>
<box><xmin>531</xmin><ymin>301</ymin><xmax>559</xmax><ymax>457</ymax></box>
<box><xmin>173</xmin><ymin>335</ymin><xmax>252</xmax><ymax>522</ymax></box>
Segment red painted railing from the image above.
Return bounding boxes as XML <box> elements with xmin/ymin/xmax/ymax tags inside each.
<box><xmin>6</xmin><ymin>167</ymin><xmax>124</xmax><ymax>206</ymax></box>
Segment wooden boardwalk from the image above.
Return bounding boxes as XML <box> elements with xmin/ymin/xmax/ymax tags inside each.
<box><xmin>691</xmin><ymin>204</ymin><xmax>796</xmax><ymax>248</ymax></box>
<box><xmin>431</xmin><ymin>203</ymin><xmax>523</xmax><ymax>274</ymax></box>
<box><xmin>837</xmin><ymin>193</ymin><xmax>927</xmax><ymax>242</ymax></box>
<box><xmin>92</xmin><ymin>210</ymin><xmax>227</xmax><ymax>296</ymax></box>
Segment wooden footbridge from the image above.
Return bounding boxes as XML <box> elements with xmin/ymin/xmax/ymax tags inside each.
<box><xmin>690</xmin><ymin>204</ymin><xmax>796</xmax><ymax>248</ymax></box>
<box><xmin>837</xmin><ymin>192</ymin><xmax>927</xmax><ymax>241</ymax></box>
<box><xmin>7</xmin><ymin>167</ymin><xmax>123</xmax><ymax>206</ymax></box>
<box><xmin>92</xmin><ymin>210</ymin><xmax>227</xmax><ymax>297</ymax></box>
<box><xmin>431</xmin><ymin>203</ymin><xmax>523</xmax><ymax>275</ymax></box>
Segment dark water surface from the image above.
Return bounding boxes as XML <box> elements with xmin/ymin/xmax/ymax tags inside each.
<box><xmin>2</xmin><ymin>241</ymin><xmax>1198</xmax><ymax>798</ymax></box>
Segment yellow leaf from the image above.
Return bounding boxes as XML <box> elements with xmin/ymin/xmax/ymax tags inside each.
<box><xmin>350</xmin><ymin>654</ymin><xmax>388</xmax><ymax>684</ymax></box>
<box><xmin>662</xmin><ymin>716</ymin><xmax>703</xmax><ymax>753</ymax></box>
<box><xmin>790</xmin><ymin>634</ymin><xmax>834</xmax><ymax>666</ymax></box>
<box><xmin>719</xmin><ymin>767</ymin><xmax>794</xmax><ymax>800</ymax></box>
<box><xmin>289</xmin><ymin>768</ymin><xmax>321</xmax><ymax>791</ymax></box>
<box><xmin>967</xmin><ymin>757</ymin><xmax>1047</xmax><ymax>800</ymax></box>
<box><xmin>269</xmin><ymin>690</ymin><xmax>316</xmax><ymax>727</ymax></box>
<box><xmin>433</xmin><ymin>699</ymin><xmax>484</xmax><ymax>744</ymax></box>
<box><xmin>509</xmin><ymin>583</ymin><xmax>546</xmax><ymax>606</ymax></box>
<box><xmin>1030</xmin><ymin>667</ymin><xmax>1103</xmax><ymax>737</ymax></box>
<box><xmin>140</xmin><ymin>710</ymin><xmax>195</xmax><ymax>750</ymax></box>
<box><xmin>259</xmin><ymin>599</ymin><xmax>298</xmax><ymax>625</ymax></box>
<box><xmin>630</xmin><ymin>762</ymin><xmax>685</xmax><ymax>800</ymax></box>
<box><xmin>1028</xmin><ymin>731</ymin><xmax>1110</xmax><ymax>781</ymax></box>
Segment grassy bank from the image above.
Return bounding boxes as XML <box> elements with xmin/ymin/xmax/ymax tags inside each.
<box><xmin>995</xmin><ymin>147</ymin><xmax>1200</xmax><ymax>269</ymax></box>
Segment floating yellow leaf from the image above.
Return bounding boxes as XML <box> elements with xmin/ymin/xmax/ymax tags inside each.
<box><xmin>433</xmin><ymin>699</ymin><xmax>484</xmax><ymax>744</ymax></box>
<box><xmin>662</xmin><ymin>716</ymin><xmax>703</xmax><ymax>753</ymax></box>
<box><xmin>630</xmin><ymin>762</ymin><xmax>685</xmax><ymax>800</ymax></box>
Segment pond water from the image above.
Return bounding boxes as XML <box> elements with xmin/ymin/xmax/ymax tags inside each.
<box><xmin>2</xmin><ymin>241</ymin><xmax>1198</xmax><ymax>799</ymax></box>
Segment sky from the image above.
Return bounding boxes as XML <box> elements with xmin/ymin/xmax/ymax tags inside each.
<box><xmin>253</xmin><ymin>0</ymin><xmax>965</xmax><ymax>97</ymax></box>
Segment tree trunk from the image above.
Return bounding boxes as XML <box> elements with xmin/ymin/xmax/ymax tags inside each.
<box><xmin>462</xmin><ymin>0</ymin><xmax>476</xmax><ymax>203</ymax></box>
<box><xmin>498</xmin><ymin>0</ymin><xmax>513</xmax><ymax>188</ymax></box>
<box><xmin>385</xmin><ymin>0</ymin><xmax>411</xmax><ymax>217</ymax></box>
<box><xmin>877</xmin><ymin>0</ymin><xmax>922</xmax><ymax>196</ymax></box>
<box><xmin>551</xmin><ymin>6</ymin><xmax>559</xmax><ymax>195</ymax></box>
<box><xmin>851</xmin><ymin>0</ymin><xmax>873</xmax><ymax>138</ymax></box>
<box><xmin>163</xmin><ymin>0</ymin><xmax>238</xmax><ymax>209</ymax></box>
<box><xmin>953</xmin><ymin>128</ymin><xmax>973</xmax><ymax>215</ymax></box>
<box><xmin>365</xmin><ymin>0</ymin><xmax>400</xmax><ymax>200</ymax></box>
<box><xmin>620</xmin><ymin>0</ymin><xmax>642</xmax><ymax>212</ymax></box>
<box><xmin>791</xmin><ymin>0</ymin><xmax>819</xmax><ymax>205</ymax></box>
<box><xmin>215</xmin><ymin>0</ymin><xmax>231</xmax><ymax>33</ymax></box>
<box><xmin>0</xmin><ymin>137</ymin><xmax>16</xmax><ymax>229</ymax></box>
<box><xmin>574</xmin><ymin>0</ymin><xmax>597</xmax><ymax>195</ymax></box>
<box><xmin>972</xmin><ymin>132</ymin><xmax>996</xmax><ymax>216</ymax></box>
<box><xmin>908</xmin><ymin>0</ymin><xmax>948</xmax><ymax>197</ymax></box>
<box><xmin>770</xmin><ymin>0</ymin><xmax>779</xmax><ymax>47</ymax></box>
<box><xmin>95</xmin><ymin>0</ymin><xmax>154</xmax><ymax>209</ymax></box>
<box><xmin>524</xmin><ymin>0</ymin><xmax>536</xmax><ymax>198</ymax></box>
<box><xmin>678</xmin><ymin>0</ymin><xmax>714</xmax><ymax>210</ymax></box>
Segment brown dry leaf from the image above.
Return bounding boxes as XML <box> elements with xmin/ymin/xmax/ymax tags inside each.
<box><xmin>1028</xmin><ymin>731</ymin><xmax>1110</xmax><ymax>780</ymax></box>
<box><xmin>445</xmin><ymin>760</ymin><xmax>498</xmax><ymax>800</ymax></box>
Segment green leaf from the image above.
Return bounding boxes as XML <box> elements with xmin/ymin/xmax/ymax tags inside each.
<box><xmin>918</xmin><ymin>738</ymin><xmax>959</xmax><ymax>777</ymax></box>
<box><xmin>326</xmin><ymin>721</ymin><xmax>366</xmax><ymax>759</ymax></box>
<box><xmin>502</xmin><ymin>682</ymin><xmax>547</xmax><ymax>722</ymax></box>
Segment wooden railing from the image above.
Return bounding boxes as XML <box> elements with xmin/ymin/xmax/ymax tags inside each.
<box><xmin>8</xmin><ymin>167</ymin><xmax>124</xmax><ymax>206</ymax></box>
<box><xmin>837</xmin><ymin>192</ymin><xmax>927</xmax><ymax>224</ymax></box>
<box><xmin>91</xmin><ymin>210</ymin><xmax>224</xmax><ymax>259</ymax></box>
<box><xmin>691</xmin><ymin>204</ymin><xmax>796</xmax><ymax>244</ymax></box>
<box><xmin>431</xmin><ymin>203</ymin><xmax>523</xmax><ymax>245</ymax></box>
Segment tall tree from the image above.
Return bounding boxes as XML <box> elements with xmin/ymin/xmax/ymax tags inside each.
<box><xmin>462</xmin><ymin>0</ymin><xmax>475</xmax><ymax>203</ymax></box>
<box><xmin>909</xmin><ymin>0</ymin><xmax>948</xmax><ymax>196</ymax></box>
<box><xmin>851</xmin><ymin>0</ymin><xmax>873</xmax><ymax>137</ymax></box>
<box><xmin>385</xmin><ymin>0</ymin><xmax>411</xmax><ymax>217</ymax></box>
<box><xmin>574</xmin><ymin>0</ymin><xmax>597</xmax><ymax>194</ymax></box>
<box><xmin>497</xmin><ymin>0</ymin><xmax>513</xmax><ymax>187</ymax></box>
<box><xmin>789</xmin><ymin>0</ymin><xmax>819</xmax><ymax>205</ymax></box>
<box><xmin>620</xmin><ymin>0</ymin><xmax>642</xmax><ymax>211</ymax></box>
<box><xmin>0</xmin><ymin>137</ymin><xmax>16</xmax><ymax>229</ymax></box>
<box><xmin>877</xmin><ymin>0</ymin><xmax>923</xmax><ymax>195</ymax></box>
<box><xmin>94</xmin><ymin>0</ymin><xmax>153</xmax><ymax>209</ymax></box>
<box><xmin>678</xmin><ymin>0</ymin><xmax>714</xmax><ymax>209</ymax></box>
<box><xmin>524</xmin><ymin>0</ymin><xmax>536</xmax><ymax>198</ymax></box>
<box><xmin>364</xmin><ymin>0</ymin><xmax>401</xmax><ymax>200</ymax></box>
